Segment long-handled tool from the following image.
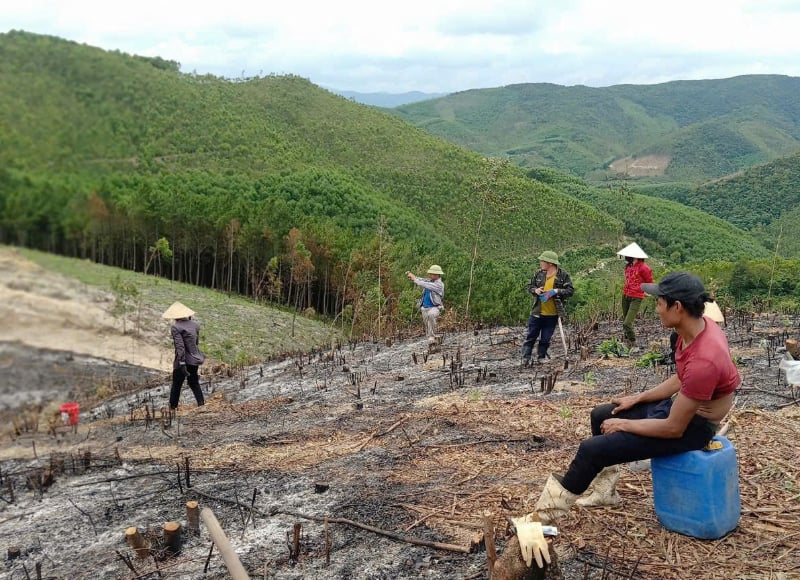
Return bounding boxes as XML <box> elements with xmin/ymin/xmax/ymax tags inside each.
<box><xmin>557</xmin><ymin>317</ymin><xmax>569</xmax><ymax>369</ymax></box>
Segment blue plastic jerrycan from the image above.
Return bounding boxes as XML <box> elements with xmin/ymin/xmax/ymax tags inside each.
<box><xmin>651</xmin><ymin>435</ymin><xmax>741</xmax><ymax>539</ymax></box>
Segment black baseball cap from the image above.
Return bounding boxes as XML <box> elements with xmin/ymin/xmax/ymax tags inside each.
<box><xmin>641</xmin><ymin>271</ymin><xmax>708</xmax><ymax>303</ymax></box>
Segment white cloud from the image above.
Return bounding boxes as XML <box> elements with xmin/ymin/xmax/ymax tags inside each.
<box><xmin>2</xmin><ymin>0</ymin><xmax>799</xmax><ymax>92</ymax></box>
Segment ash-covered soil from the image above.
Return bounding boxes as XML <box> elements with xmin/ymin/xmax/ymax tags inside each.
<box><xmin>0</xmin><ymin>341</ymin><xmax>163</xmax><ymax>415</ymax></box>
<box><xmin>1</xmin><ymin>313</ymin><xmax>799</xmax><ymax>580</ymax></box>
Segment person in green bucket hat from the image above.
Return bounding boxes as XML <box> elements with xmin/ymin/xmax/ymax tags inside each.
<box><xmin>406</xmin><ymin>265</ymin><xmax>445</xmax><ymax>347</ymax></box>
<box><xmin>521</xmin><ymin>251</ymin><xmax>574</xmax><ymax>366</ymax></box>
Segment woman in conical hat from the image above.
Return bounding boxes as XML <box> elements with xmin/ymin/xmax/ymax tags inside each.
<box><xmin>162</xmin><ymin>302</ymin><xmax>206</xmax><ymax>409</ymax></box>
<box><xmin>617</xmin><ymin>242</ymin><xmax>653</xmax><ymax>351</ymax></box>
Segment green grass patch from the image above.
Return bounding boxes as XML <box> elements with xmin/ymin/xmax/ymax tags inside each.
<box><xmin>15</xmin><ymin>246</ymin><xmax>342</xmax><ymax>365</ymax></box>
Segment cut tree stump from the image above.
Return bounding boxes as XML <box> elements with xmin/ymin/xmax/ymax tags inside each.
<box><xmin>484</xmin><ymin>513</ymin><xmax>497</xmax><ymax>578</ymax></box>
<box><xmin>786</xmin><ymin>339</ymin><xmax>800</xmax><ymax>359</ymax></box>
<box><xmin>186</xmin><ymin>501</ymin><xmax>200</xmax><ymax>535</ymax></box>
<box><xmin>492</xmin><ymin>535</ymin><xmax>561</xmax><ymax>580</ymax></box>
<box><xmin>125</xmin><ymin>527</ymin><xmax>150</xmax><ymax>559</ymax></box>
<box><xmin>163</xmin><ymin>521</ymin><xmax>182</xmax><ymax>556</ymax></box>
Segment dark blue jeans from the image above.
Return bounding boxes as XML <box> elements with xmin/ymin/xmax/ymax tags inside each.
<box><xmin>560</xmin><ymin>400</ymin><xmax>715</xmax><ymax>494</ymax></box>
<box><xmin>521</xmin><ymin>314</ymin><xmax>558</xmax><ymax>360</ymax></box>
<box><xmin>170</xmin><ymin>365</ymin><xmax>204</xmax><ymax>409</ymax></box>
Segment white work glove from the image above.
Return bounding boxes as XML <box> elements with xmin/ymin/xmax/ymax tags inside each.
<box><xmin>511</xmin><ymin>514</ymin><xmax>551</xmax><ymax>569</ymax></box>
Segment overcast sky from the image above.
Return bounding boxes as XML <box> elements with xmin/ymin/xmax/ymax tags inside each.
<box><xmin>3</xmin><ymin>0</ymin><xmax>800</xmax><ymax>94</ymax></box>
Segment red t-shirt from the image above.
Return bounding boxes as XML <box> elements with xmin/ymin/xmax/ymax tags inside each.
<box><xmin>623</xmin><ymin>261</ymin><xmax>653</xmax><ymax>299</ymax></box>
<box><xmin>675</xmin><ymin>317</ymin><xmax>740</xmax><ymax>400</ymax></box>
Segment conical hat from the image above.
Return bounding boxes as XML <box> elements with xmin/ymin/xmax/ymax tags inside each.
<box><xmin>617</xmin><ymin>242</ymin><xmax>648</xmax><ymax>259</ymax></box>
<box><xmin>161</xmin><ymin>301</ymin><xmax>195</xmax><ymax>319</ymax></box>
<box><xmin>703</xmin><ymin>301</ymin><xmax>724</xmax><ymax>323</ymax></box>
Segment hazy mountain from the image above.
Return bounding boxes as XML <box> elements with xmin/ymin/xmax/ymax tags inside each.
<box><xmin>331</xmin><ymin>89</ymin><xmax>448</xmax><ymax>108</ymax></box>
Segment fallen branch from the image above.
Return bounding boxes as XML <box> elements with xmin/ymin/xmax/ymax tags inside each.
<box><xmin>356</xmin><ymin>416</ymin><xmax>408</xmax><ymax>451</ymax></box>
<box><xmin>68</xmin><ymin>498</ymin><xmax>97</xmax><ymax>536</ymax></box>
<box><xmin>419</xmin><ymin>438</ymin><xmax>530</xmax><ymax>450</ymax></box>
<box><xmin>736</xmin><ymin>386</ymin><xmax>795</xmax><ymax>400</ymax></box>
<box><xmin>274</xmin><ymin>508</ymin><xmax>472</xmax><ymax>554</ymax></box>
<box><xmin>190</xmin><ymin>490</ymin><xmax>472</xmax><ymax>554</ymax></box>
<box><xmin>72</xmin><ymin>470</ymin><xmax>175</xmax><ymax>486</ymax></box>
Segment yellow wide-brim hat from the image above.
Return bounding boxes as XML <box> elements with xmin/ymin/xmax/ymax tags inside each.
<box><xmin>161</xmin><ymin>301</ymin><xmax>195</xmax><ymax>319</ymax></box>
<box><xmin>427</xmin><ymin>264</ymin><xmax>444</xmax><ymax>276</ymax></box>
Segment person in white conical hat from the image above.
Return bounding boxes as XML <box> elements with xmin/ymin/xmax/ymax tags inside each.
<box><xmin>617</xmin><ymin>242</ymin><xmax>653</xmax><ymax>351</ymax></box>
<box><xmin>162</xmin><ymin>301</ymin><xmax>206</xmax><ymax>409</ymax></box>
<box><xmin>703</xmin><ymin>300</ymin><xmax>725</xmax><ymax>324</ymax></box>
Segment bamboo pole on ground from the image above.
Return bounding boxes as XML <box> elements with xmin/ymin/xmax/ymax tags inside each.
<box><xmin>200</xmin><ymin>507</ymin><xmax>250</xmax><ymax>580</ymax></box>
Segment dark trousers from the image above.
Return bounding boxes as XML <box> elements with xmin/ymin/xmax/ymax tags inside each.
<box><xmin>560</xmin><ymin>400</ymin><xmax>715</xmax><ymax>494</ymax></box>
<box><xmin>170</xmin><ymin>365</ymin><xmax>204</xmax><ymax>409</ymax></box>
<box><xmin>521</xmin><ymin>315</ymin><xmax>558</xmax><ymax>360</ymax></box>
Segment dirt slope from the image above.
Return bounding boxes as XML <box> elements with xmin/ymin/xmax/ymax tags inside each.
<box><xmin>0</xmin><ymin>246</ymin><xmax>169</xmax><ymax>372</ymax></box>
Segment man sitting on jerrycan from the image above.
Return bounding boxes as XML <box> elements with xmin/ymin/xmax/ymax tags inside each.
<box><xmin>516</xmin><ymin>272</ymin><xmax>740</xmax><ymax>558</ymax></box>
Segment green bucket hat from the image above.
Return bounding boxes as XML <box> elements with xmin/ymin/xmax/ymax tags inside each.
<box><xmin>427</xmin><ymin>264</ymin><xmax>444</xmax><ymax>276</ymax></box>
<box><xmin>537</xmin><ymin>251</ymin><xmax>559</xmax><ymax>266</ymax></box>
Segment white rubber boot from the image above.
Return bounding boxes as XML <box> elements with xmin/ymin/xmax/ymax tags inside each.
<box><xmin>533</xmin><ymin>475</ymin><xmax>578</xmax><ymax>525</ymax></box>
<box><xmin>576</xmin><ymin>466</ymin><xmax>622</xmax><ymax>507</ymax></box>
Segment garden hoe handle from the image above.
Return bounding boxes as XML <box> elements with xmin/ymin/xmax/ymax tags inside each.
<box><xmin>557</xmin><ymin>317</ymin><xmax>569</xmax><ymax>368</ymax></box>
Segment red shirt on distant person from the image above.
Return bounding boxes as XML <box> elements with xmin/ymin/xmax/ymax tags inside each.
<box><xmin>623</xmin><ymin>260</ymin><xmax>653</xmax><ymax>299</ymax></box>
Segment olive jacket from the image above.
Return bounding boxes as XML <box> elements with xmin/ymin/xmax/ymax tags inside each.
<box><xmin>526</xmin><ymin>268</ymin><xmax>575</xmax><ymax>320</ymax></box>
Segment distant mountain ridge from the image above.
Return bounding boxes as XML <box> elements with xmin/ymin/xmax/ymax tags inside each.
<box><xmin>393</xmin><ymin>75</ymin><xmax>800</xmax><ymax>183</ymax></box>
<box><xmin>330</xmin><ymin>89</ymin><xmax>448</xmax><ymax>108</ymax></box>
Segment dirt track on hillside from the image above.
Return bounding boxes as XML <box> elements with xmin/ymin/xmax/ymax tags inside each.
<box><xmin>0</xmin><ymin>246</ymin><xmax>171</xmax><ymax>429</ymax></box>
<box><xmin>0</xmin><ymin>246</ymin><xmax>170</xmax><ymax>373</ymax></box>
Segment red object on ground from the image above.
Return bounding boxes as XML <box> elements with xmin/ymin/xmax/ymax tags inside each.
<box><xmin>60</xmin><ymin>402</ymin><xmax>80</xmax><ymax>426</ymax></box>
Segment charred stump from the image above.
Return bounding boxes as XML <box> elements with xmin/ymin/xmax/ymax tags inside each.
<box><xmin>492</xmin><ymin>535</ymin><xmax>561</xmax><ymax>580</ymax></box>
<box><xmin>163</xmin><ymin>521</ymin><xmax>182</xmax><ymax>556</ymax></box>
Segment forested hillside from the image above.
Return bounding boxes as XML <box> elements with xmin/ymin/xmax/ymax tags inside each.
<box><xmin>0</xmin><ymin>31</ymin><xmax>625</xmax><ymax>327</ymax></box>
<box><xmin>394</xmin><ymin>76</ymin><xmax>800</xmax><ymax>183</ymax></box>
<box><xmin>528</xmin><ymin>169</ymin><xmax>770</xmax><ymax>263</ymax></box>
<box><xmin>2</xmin><ymin>31</ymin><xmax>795</xmax><ymax>328</ymax></box>
<box><xmin>682</xmin><ymin>152</ymin><xmax>800</xmax><ymax>229</ymax></box>
<box><xmin>629</xmin><ymin>151</ymin><xmax>800</xmax><ymax>258</ymax></box>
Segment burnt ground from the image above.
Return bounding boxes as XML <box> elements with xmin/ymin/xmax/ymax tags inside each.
<box><xmin>0</xmin><ymin>341</ymin><xmax>163</xmax><ymax>414</ymax></box>
<box><xmin>1</xmin><ymin>313</ymin><xmax>799</xmax><ymax>580</ymax></box>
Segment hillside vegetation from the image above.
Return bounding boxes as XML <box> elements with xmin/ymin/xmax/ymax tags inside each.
<box><xmin>528</xmin><ymin>169</ymin><xmax>770</xmax><ymax>263</ymax></box>
<box><xmin>0</xmin><ymin>31</ymin><xmax>627</xmax><ymax>326</ymax></box>
<box><xmin>630</xmin><ymin>152</ymin><xmax>800</xmax><ymax>258</ymax></box>
<box><xmin>394</xmin><ymin>76</ymin><xmax>800</xmax><ymax>183</ymax></box>
<box><xmin>1</xmin><ymin>31</ymin><xmax>796</xmax><ymax>326</ymax></box>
